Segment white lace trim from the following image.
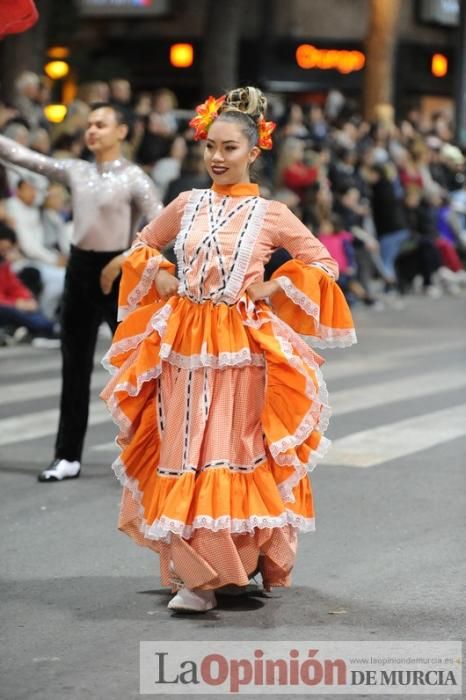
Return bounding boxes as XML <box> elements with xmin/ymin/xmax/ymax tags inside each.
<box><xmin>102</xmin><ymin>303</ymin><xmax>173</xmax><ymax>375</ymax></box>
<box><xmin>277</xmin><ymin>437</ymin><xmax>332</xmax><ymax>503</ymax></box>
<box><xmin>127</xmin><ymin>254</ymin><xmax>164</xmax><ymax>308</ymax></box>
<box><xmin>107</xmin><ymin>397</ymin><xmax>134</xmax><ymax>441</ymax></box>
<box><xmin>307</xmin><ymin>325</ymin><xmax>358</xmax><ymax>349</ymax></box>
<box><xmin>112</xmin><ymin>457</ymin><xmax>315</xmax><ymax>543</ymax></box>
<box><xmin>223</xmin><ymin>198</ymin><xmax>268</xmax><ymax>304</ymax></box>
<box><xmin>174</xmin><ymin>189</ymin><xmax>207</xmax><ymax>297</ymax></box>
<box><xmin>159</xmin><ymin>343</ymin><xmax>265</xmax><ymax>370</ymax></box>
<box><xmin>113</xmin><ymin>365</ymin><xmax>162</xmax><ymax>398</ymax></box>
<box><xmin>118</xmin><ymin>305</ymin><xmax>130</xmax><ymax>321</ymax></box>
<box><xmin>274</xmin><ymin>276</ymin><xmax>357</xmax><ymax>348</ymax></box>
<box><xmin>236</xmin><ymin>295</ymin><xmax>272</xmax><ymax>329</ymax></box>
<box><xmin>310</xmin><ymin>261</ymin><xmax>336</xmax><ymax>277</ymax></box>
<box><xmin>264</xmin><ymin>316</ymin><xmax>333</xmax><ymax>503</ymax></box>
<box><xmin>144</xmin><ymin>510</ymin><xmax>315</xmax><ymax>541</ymax></box>
<box><xmin>275</xmin><ymin>276</ymin><xmax>320</xmax><ymax>323</ymax></box>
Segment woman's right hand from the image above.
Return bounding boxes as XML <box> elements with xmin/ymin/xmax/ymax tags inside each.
<box><xmin>155</xmin><ymin>269</ymin><xmax>179</xmax><ymax>299</ymax></box>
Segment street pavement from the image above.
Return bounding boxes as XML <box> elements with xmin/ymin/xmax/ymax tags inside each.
<box><xmin>1</xmin><ymin>293</ymin><xmax>465</xmax><ymax>700</ymax></box>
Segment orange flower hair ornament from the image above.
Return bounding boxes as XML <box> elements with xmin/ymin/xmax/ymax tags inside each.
<box><xmin>257</xmin><ymin>116</ymin><xmax>276</xmax><ymax>150</ymax></box>
<box><xmin>189</xmin><ymin>95</ymin><xmax>225</xmax><ymax>141</ymax></box>
<box><xmin>190</xmin><ymin>95</ymin><xmax>277</xmax><ymax>149</ymax></box>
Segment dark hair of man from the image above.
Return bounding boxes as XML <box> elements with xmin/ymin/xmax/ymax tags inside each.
<box><xmin>0</xmin><ymin>221</ymin><xmax>17</xmax><ymax>244</ymax></box>
<box><xmin>89</xmin><ymin>101</ymin><xmax>128</xmax><ymax>127</ymax></box>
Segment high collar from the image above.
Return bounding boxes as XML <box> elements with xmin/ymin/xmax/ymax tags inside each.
<box><xmin>211</xmin><ymin>182</ymin><xmax>260</xmax><ymax>197</ymax></box>
<box><xmin>95</xmin><ymin>158</ymin><xmax>126</xmax><ymax>172</ymax></box>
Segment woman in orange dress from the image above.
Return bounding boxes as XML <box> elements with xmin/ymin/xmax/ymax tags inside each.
<box><xmin>101</xmin><ymin>87</ymin><xmax>356</xmax><ymax>613</ymax></box>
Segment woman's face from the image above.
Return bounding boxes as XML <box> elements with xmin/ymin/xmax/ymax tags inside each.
<box><xmin>204</xmin><ymin>119</ymin><xmax>259</xmax><ymax>185</ymax></box>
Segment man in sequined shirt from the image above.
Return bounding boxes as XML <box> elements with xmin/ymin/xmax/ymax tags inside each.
<box><xmin>0</xmin><ymin>103</ymin><xmax>162</xmax><ymax>481</ymax></box>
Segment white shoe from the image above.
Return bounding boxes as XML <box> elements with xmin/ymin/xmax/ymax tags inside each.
<box><xmin>167</xmin><ymin>587</ymin><xmax>217</xmax><ymax>613</ymax></box>
<box><xmin>217</xmin><ymin>581</ymin><xmax>262</xmax><ymax>596</ymax></box>
<box><xmin>38</xmin><ymin>459</ymin><xmax>81</xmax><ymax>482</ymax></box>
<box><xmin>424</xmin><ymin>285</ymin><xmax>443</xmax><ymax>299</ymax></box>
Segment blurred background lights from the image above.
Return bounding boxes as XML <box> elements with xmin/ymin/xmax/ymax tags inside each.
<box><xmin>170</xmin><ymin>43</ymin><xmax>194</xmax><ymax>68</ymax></box>
<box><xmin>431</xmin><ymin>52</ymin><xmax>448</xmax><ymax>77</ymax></box>
<box><xmin>43</xmin><ymin>104</ymin><xmax>68</xmax><ymax>123</ymax></box>
<box><xmin>44</xmin><ymin>60</ymin><xmax>70</xmax><ymax>79</ymax></box>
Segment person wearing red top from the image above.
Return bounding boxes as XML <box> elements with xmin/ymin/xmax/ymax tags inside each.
<box><xmin>275</xmin><ymin>139</ymin><xmax>319</xmax><ymax>207</ymax></box>
<box><xmin>0</xmin><ymin>224</ymin><xmax>57</xmax><ymax>339</ymax></box>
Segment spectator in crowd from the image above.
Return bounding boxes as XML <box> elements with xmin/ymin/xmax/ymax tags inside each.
<box><xmin>41</xmin><ymin>183</ymin><xmax>73</xmax><ymax>257</ymax></box>
<box><xmin>370</xmin><ymin>162</ymin><xmax>410</xmax><ymax>286</ymax></box>
<box><xmin>274</xmin><ymin>138</ymin><xmax>319</xmax><ymax>213</ymax></box>
<box><xmin>109</xmin><ymin>78</ymin><xmax>132</xmax><ymax>111</ymax></box>
<box><xmin>0</xmin><ymin>223</ymin><xmax>59</xmax><ymax>345</ymax></box>
<box><xmin>317</xmin><ymin>215</ymin><xmax>376</xmax><ymax>306</ymax></box>
<box><xmin>163</xmin><ymin>143</ymin><xmax>211</xmax><ymax>205</ymax></box>
<box><xmin>5</xmin><ymin>178</ymin><xmax>66</xmax><ymax>318</ymax></box>
<box><xmin>13</xmin><ymin>71</ymin><xmax>44</xmax><ymax>130</ymax></box>
<box><xmin>151</xmin><ymin>135</ymin><xmax>187</xmax><ymax>199</ymax></box>
<box><xmin>334</xmin><ymin>184</ymin><xmax>382</xmax><ymax>297</ymax></box>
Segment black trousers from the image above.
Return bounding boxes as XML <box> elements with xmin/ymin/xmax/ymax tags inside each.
<box><xmin>55</xmin><ymin>246</ymin><xmax>124</xmax><ymax>462</ymax></box>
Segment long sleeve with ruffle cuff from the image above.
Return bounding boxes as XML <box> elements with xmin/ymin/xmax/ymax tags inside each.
<box><xmin>118</xmin><ymin>243</ymin><xmax>176</xmax><ymax>321</ymax></box>
<box><xmin>271</xmin><ymin>259</ymin><xmax>357</xmax><ymax>348</ymax></box>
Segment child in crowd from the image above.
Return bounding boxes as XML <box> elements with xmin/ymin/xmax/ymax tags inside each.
<box><xmin>317</xmin><ymin>215</ymin><xmax>377</xmax><ymax>306</ymax></box>
<box><xmin>0</xmin><ymin>223</ymin><xmax>59</xmax><ymax>345</ymax></box>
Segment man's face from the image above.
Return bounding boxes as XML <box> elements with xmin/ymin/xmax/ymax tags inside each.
<box><xmin>84</xmin><ymin>107</ymin><xmax>127</xmax><ymax>154</ymax></box>
<box><xmin>0</xmin><ymin>238</ymin><xmax>14</xmax><ymax>261</ymax></box>
<box><xmin>17</xmin><ymin>181</ymin><xmax>37</xmax><ymax>206</ymax></box>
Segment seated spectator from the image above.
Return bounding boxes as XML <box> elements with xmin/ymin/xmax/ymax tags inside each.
<box><xmin>13</xmin><ymin>71</ymin><xmax>44</xmax><ymax>130</ymax></box>
<box><xmin>137</xmin><ymin>88</ymin><xmax>178</xmax><ymax>167</ymax></box>
<box><xmin>41</xmin><ymin>183</ymin><xmax>73</xmax><ymax>257</ymax></box>
<box><xmin>318</xmin><ymin>215</ymin><xmax>377</xmax><ymax>306</ymax></box>
<box><xmin>370</xmin><ymin>162</ymin><xmax>410</xmax><ymax>285</ymax></box>
<box><xmin>151</xmin><ymin>135</ymin><xmax>187</xmax><ymax>199</ymax></box>
<box><xmin>0</xmin><ymin>224</ymin><xmax>59</xmax><ymax>344</ymax></box>
<box><xmin>163</xmin><ymin>143</ymin><xmax>210</xmax><ymax>205</ymax></box>
<box><xmin>279</xmin><ymin>103</ymin><xmax>310</xmax><ymax>140</ymax></box>
<box><xmin>275</xmin><ymin>138</ymin><xmax>319</xmax><ymax>210</ymax></box>
<box><xmin>5</xmin><ymin>179</ymin><xmax>66</xmax><ymax>318</ymax></box>
<box><xmin>334</xmin><ymin>184</ymin><xmax>384</xmax><ymax>295</ymax></box>
<box><xmin>400</xmin><ymin>187</ymin><xmax>444</xmax><ymax>296</ymax></box>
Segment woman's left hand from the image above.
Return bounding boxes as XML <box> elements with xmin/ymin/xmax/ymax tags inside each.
<box><xmin>100</xmin><ymin>255</ymin><xmax>124</xmax><ymax>295</ymax></box>
<box><xmin>246</xmin><ymin>279</ymin><xmax>280</xmax><ymax>303</ymax></box>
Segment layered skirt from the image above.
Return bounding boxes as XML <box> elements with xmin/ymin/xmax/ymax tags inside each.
<box><xmin>101</xmin><ymin>260</ymin><xmax>356</xmax><ymax>590</ymax></box>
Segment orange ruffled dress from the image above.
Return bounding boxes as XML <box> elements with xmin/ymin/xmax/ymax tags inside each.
<box><xmin>101</xmin><ymin>183</ymin><xmax>356</xmax><ymax>591</ymax></box>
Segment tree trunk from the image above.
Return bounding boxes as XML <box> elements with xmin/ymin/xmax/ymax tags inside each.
<box><xmin>363</xmin><ymin>0</ymin><xmax>402</xmax><ymax>122</ymax></box>
<box><xmin>201</xmin><ymin>0</ymin><xmax>245</xmax><ymax>97</ymax></box>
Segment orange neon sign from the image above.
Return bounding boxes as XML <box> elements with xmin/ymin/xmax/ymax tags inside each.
<box><xmin>296</xmin><ymin>44</ymin><xmax>365</xmax><ymax>74</ymax></box>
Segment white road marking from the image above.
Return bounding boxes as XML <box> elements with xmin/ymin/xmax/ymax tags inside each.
<box><xmin>0</xmin><ymin>400</ymin><xmax>110</xmax><ymax>446</ymax></box>
<box><xmin>1</xmin><ymin>371</ymin><xmax>107</xmax><ymax>406</ymax></box>
<box><xmin>324</xmin><ymin>404</ymin><xmax>466</xmax><ymax>468</ymax></box>
<box><xmin>331</xmin><ymin>368</ymin><xmax>466</xmax><ymax>415</ymax></box>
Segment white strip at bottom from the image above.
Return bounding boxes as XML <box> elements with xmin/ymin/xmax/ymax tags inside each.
<box><xmin>0</xmin><ymin>401</ymin><xmax>109</xmax><ymax>447</ymax></box>
<box><xmin>325</xmin><ymin>403</ymin><xmax>466</xmax><ymax>468</ymax></box>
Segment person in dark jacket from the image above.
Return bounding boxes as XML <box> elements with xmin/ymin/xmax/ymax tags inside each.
<box><xmin>370</xmin><ymin>162</ymin><xmax>410</xmax><ymax>284</ymax></box>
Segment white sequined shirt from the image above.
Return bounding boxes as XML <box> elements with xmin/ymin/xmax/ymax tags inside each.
<box><xmin>0</xmin><ymin>135</ymin><xmax>162</xmax><ymax>252</ymax></box>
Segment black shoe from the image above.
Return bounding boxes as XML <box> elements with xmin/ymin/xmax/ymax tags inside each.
<box><xmin>38</xmin><ymin>459</ymin><xmax>81</xmax><ymax>482</ymax></box>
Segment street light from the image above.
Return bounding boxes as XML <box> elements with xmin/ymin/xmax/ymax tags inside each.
<box><xmin>43</xmin><ymin>104</ymin><xmax>68</xmax><ymax>123</ymax></box>
<box><xmin>44</xmin><ymin>61</ymin><xmax>70</xmax><ymax>80</ymax></box>
<box><xmin>431</xmin><ymin>53</ymin><xmax>448</xmax><ymax>77</ymax></box>
<box><xmin>170</xmin><ymin>43</ymin><xmax>194</xmax><ymax>68</ymax></box>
